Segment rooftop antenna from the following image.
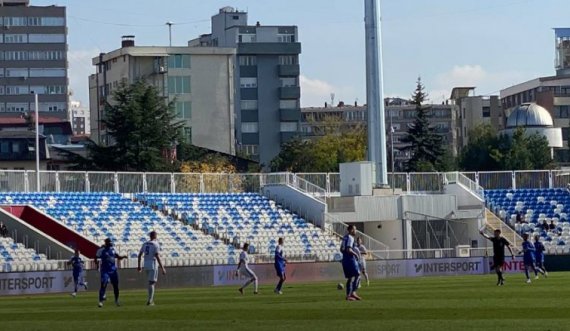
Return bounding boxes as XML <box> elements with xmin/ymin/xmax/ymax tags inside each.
<box><xmin>166</xmin><ymin>21</ymin><xmax>174</xmax><ymax>47</ymax></box>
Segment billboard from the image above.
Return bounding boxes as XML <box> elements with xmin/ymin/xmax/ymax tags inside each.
<box><xmin>0</xmin><ymin>271</ymin><xmax>74</xmax><ymax>296</ymax></box>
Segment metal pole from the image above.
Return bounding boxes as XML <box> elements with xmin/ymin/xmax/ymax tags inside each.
<box><xmin>166</xmin><ymin>22</ymin><xmax>173</xmax><ymax>47</ymax></box>
<box><xmin>34</xmin><ymin>92</ymin><xmax>40</xmax><ymax>192</ymax></box>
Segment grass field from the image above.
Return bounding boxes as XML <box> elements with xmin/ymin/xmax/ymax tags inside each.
<box><xmin>1</xmin><ymin>272</ymin><xmax>569</xmax><ymax>331</ymax></box>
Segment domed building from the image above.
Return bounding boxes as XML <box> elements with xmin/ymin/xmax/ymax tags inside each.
<box><xmin>502</xmin><ymin>103</ymin><xmax>563</xmax><ymax>155</ymax></box>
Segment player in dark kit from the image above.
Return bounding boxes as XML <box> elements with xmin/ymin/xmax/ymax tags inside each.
<box><xmin>480</xmin><ymin>229</ymin><xmax>514</xmax><ymax>286</ymax></box>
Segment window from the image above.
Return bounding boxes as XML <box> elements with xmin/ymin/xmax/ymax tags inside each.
<box><xmin>388</xmin><ymin>110</ymin><xmax>401</xmax><ymax>118</ymax></box>
<box><xmin>280</xmin><ymin>78</ymin><xmax>297</xmax><ymax>87</ymax></box>
<box><xmin>4</xmin><ymin>17</ymin><xmax>27</xmax><ymax>26</ymax></box>
<box><xmin>241</xmin><ymin>122</ymin><xmax>259</xmax><ymax>133</ymax></box>
<box><xmin>240</xmin><ymin>77</ymin><xmax>257</xmax><ymax>88</ymax></box>
<box><xmin>39</xmin><ymin>102</ymin><xmax>66</xmax><ymax>112</ymax></box>
<box><xmin>239</xmin><ymin>56</ymin><xmax>257</xmax><ymax>66</ymax></box>
<box><xmin>29</xmin><ymin>50</ymin><xmax>64</xmax><ymax>60</ymax></box>
<box><xmin>6</xmin><ymin>103</ymin><xmax>29</xmax><ymax>112</ymax></box>
<box><xmin>563</xmin><ymin>128</ymin><xmax>570</xmax><ymax>141</ymax></box>
<box><xmin>277</xmin><ymin>34</ymin><xmax>295</xmax><ymax>43</ymax></box>
<box><xmin>5</xmin><ymin>51</ymin><xmax>27</xmax><ymax>60</ymax></box>
<box><xmin>241</xmin><ymin>145</ymin><xmax>259</xmax><ymax>156</ymax></box>
<box><xmin>167</xmin><ymin>76</ymin><xmax>191</xmax><ymax>94</ymax></box>
<box><xmin>29</xmin><ymin>34</ymin><xmax>65</xmax><ymax>43</ymax></box>
<box><xmin>5</xmin><ymin>86</ymin><xmax>29</xmax><ymax>95</ymax></box>
<box><xmin>280</xmin><ymin>122</ymin><xmax>298</xmax><ymax>132</ymax></box>
<box><xmin>482</xmin><ymin>106</ymin><xmax>491</xmax><ymax>118</ymax></box>
<box><xmin>5</xmin><ymin>68</ymin><xmax>28</xmax><ymax>77</ymax></box>
<box><xmin>11</xmin><ymin>142</ymin><xmax>21</xmax><ymax>153</ymax></box>
<box><xmin>175</xmin><ymin>101</ymin><xmax>192</xmax><ymax>119</ymax></box>
<box><xmin>279</xmin><ymin>100</ymin><xmax>298</xmax><ymax>109</ymax></box>
<box><xmin>167</xmin><ymin>54</ymin><xmax>191</xmax><ymax>68</ymax></box>
<box><xmin>29</xmin><ymin>68</ymin><xmax>65</xmax><ymax>77</ymax></box>
<box><xmin>241</xmin><ymin>100</ymin><xmax>258</xmax><ymax>110</ymax></box>
<box><xmin>4</xmin><ymin>34</ymin><xmax>27</xmax><ymax>43</ymax></box>
<box><xmin>555</xmin><ymin>105</ymin><xmax>570</xmax><ymax>118</ymax></box>
<box><xmin>279</xmin><ymin>55</ymin><xmax>298</xmax><ymax>65</ymax></box>
<box><xmin>232</xmin><ymin>15</ymin><xmax>240</xmax><ymax>20</ymax></box>
<box><xmin>28</xmin><ymin>17</ymin><xmax>65</xmax><ymax>26</ymax></box>
<box><xmin>184</xmin><ymin>127</ymin><xmax>192</xmax><ymax>143</ymax></box>
<box><xmin>0</xmin><ymin>142</ymin><xmax>9</xmax><ymax>153</ymax></box>
<box><xmin>238</xmin><ymin>34</ymin><xmax>256</xmax><ymax>43</ymax></box>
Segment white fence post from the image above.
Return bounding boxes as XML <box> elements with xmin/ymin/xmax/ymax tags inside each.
<box><xmin>512</xmin><ymin>171</ymin><xmax>516</xmax><ymax>190</ymax></box>
<box><xmin>114</xmin><ymin>173</ymin><xmax>119</xmax><ymax>193</ymax></box>
<box><xmin>326</xmin><ymin>173</ymin><xmax>331</xmax><ymax>196</ymax></box>
<box><xmin>549</xmin><ymin>170</ymin><xmax>553</xmax><ymax>189</ymax></box>
<box><xmin>199</xmin><ymin>174</ymin><xmax>205</xmax><ymax>193</ymax></box>
<box><xmin>171</xmin><ymin>173</ymin><xmax>176</xmax><ymax>193</ymax></box>
<box><xmin>85</xmin><ymin>172</ymin><xmax>90</xmax><ymax>193</ymax></box>
<box><xmin>142</xmin><ymin>173</ymin><xmax>148</xmax><ymax>193</ymax></box>
<box><xmin>55</xmin><ymin>171</ymin><xmax>60</xmax><ymax>192</ymax></box>
<box><xmin>24</xmin><ymin>171</ymin><xmax>29</xmax><ymax>192</ymax></box>
<box><xmin>406</xmin><ymin>173</ymin><xmax>411</xmax><ymax>192</ymax></box>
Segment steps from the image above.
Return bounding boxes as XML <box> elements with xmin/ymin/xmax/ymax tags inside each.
<box><xmin>485</xmin><ymin>208</ymin><xmax>523</xmax><ymax>248</ymax></box>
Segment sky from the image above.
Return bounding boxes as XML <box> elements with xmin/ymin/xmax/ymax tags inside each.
<box><xmin>32</xmin><ymin>0</ymin><xmax>570</xmax><ymax>107</ymax></box>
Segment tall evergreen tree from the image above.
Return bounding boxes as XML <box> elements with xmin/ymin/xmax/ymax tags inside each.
<box><xmin>399</xmin><ymin>77</ymin><xmax>446</xmax><ymax>172</ymax></box>
<box><xmin>85</xmin><ymin>80</ymin><xmax>184</xmax><ymax>171</ymax></box>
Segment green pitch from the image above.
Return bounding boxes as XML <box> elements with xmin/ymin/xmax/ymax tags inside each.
<box><xmin>1</xmin><ymin>273</ymin><xmax>569</xmax><ymax>331</ymax></box>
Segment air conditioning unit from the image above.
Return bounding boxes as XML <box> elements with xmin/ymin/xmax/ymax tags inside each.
<box><xmin>456</xmin><ymin>245</ymin><xmax>471</xmax><ymax>258</ymax></box>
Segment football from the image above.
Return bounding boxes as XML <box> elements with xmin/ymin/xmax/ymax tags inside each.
<box><xmin>337</xmin><ymin>283</ymin><xmax>344</xmax><ymax>290</ymax></box>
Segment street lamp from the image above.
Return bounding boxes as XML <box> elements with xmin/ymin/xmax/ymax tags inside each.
<box><xmin>31</xmin><ymin>92</ymin><xmax>40</xmax><ymax>192</ymax></box>
<box><xmin>166</xmin><ymin>21</ymin><xmax>174</xmax><ymax>47</ymax></box>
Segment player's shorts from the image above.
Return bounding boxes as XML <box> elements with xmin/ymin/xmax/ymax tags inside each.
<box><xmin>72</xmin><ymin>270</ymin><xmax>82</xmax><ymax>282</ymax></box>
<box><xmin>342</xmin><ymin>258</ymin><xmax>360</xmax><ymax>279</ymax></box>
<box><xmin>359</xmin><ymin>259</ymin><xmax>367</xmax><ymax>272</ymax></box>
<box><xmin>101</xmin><ymin>270</ymin><xmax>119</xmax><ymax>285</ymax></box>
<box><xmin>275</xmin><ymin>264</ymin><xmax>285</xmax><ymax>277</ymax></box>
<box><xmin>146</xmin><ymin>268</ymin><xmax>158</xmax><ymax>283</ymax></box>
<box><xmin>493</xmin><ymin>256</ymin><xmax>505</xmax><ymax>269</ymax></box>
<box><xmin>524</xmin><ymin>258</ymin><xmax>536</xmax><ymax>267</ymax></box>
<box><xmin>240</xmin><ymin>265</ymin><xmax>257</xmax><ymax>279</ymax></box>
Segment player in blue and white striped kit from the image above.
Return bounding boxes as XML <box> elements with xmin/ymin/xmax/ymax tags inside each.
<box><xmin>341</xmin><ymin>225</ymin><xmax>361</xmax><ymax>301</ymax></box>
<box><xmin>274</xmin><ymin>237</ymin><xmax>287</xmax><ymax>294</ymax></box>
<box><xmin>68</xmin><ymin>248</ymin><xmax>87</xmax><ymax>297</ymax></box>
<box><xmin>522</xmin><ymin>233</ymin><xmax>545</xmax><ymax>284</ymax></box>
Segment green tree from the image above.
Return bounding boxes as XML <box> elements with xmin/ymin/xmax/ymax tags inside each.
<box><xmin>86</xmin><ymin>80</ymin><xmax>184</xmax><ymax>171</ymax></box>
<box><xmin>400</xmin><ymin>77</ymin><xmax>446</xmax><ymax>172</ymax></box>
<box><xmin>270</xmin><ymin>138</ymin><xmax>314</xmax><ymax>172</ymax></box>
<box><xmin>458</xmin><ymin>124</ymin><xmax>502</xmax><ymax>171</ymax></box>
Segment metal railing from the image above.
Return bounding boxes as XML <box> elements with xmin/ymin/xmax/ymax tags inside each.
<box><xmin>325</xmin><ymin>213</ymin><xmax>390</xmax><ymax>257</ymax></box>
<box><xmin>0</xmin><ymin>170</ymin><xmax>569</xmax><ymax>195</ymax></box>
<box><xmin>369</xmin><ymin>247</ymin><xmax>493</xmax><ymax>260</ymax></box>
<box><xmin>445</xmin><ymin>172</ymin><xmax>485</xmax><ymax>200</ymax></box>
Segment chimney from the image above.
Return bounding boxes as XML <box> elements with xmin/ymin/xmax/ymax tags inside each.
<box><xmin>324</xmin><ymin>102</ymin><xmax>328</xmax><ymax>108</ymax></box>
<box><xmin>256</xmin><ymin>21</ymin><xmax>261</xmax><ymax>27</ymax></box>
<box><xmin>338</xmin><ymin>101</ymin><xmax>345</xmax><ymax>107</ymax></box>
<box><xmin>121</xmin><ymin>35</ymin><xmax>135</xmax><ymax>48</ymax></box>
<box><xmin>355</xmin><ymin>101</ymin><xmax>358</xmax><ymax>107</ymax></box>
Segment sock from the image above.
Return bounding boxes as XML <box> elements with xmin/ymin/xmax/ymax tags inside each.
<box><xmin>74</xmin><ymin>282</ymin><xmax>78</xmax><ymax>293</ymax></box>
<box><xmin>346</xmin><ymin>278</ymin><xmax>352</xmax><ymax>297</ymax></box>
<box><xmin>99</xmin><ymin>283</ymin><xmax>107</xmax><ymax>302</ymax></box>
<box><xmin>524</xmin><ymin>267</ymin><xmax>530</xmax><ymax>280</ymax></box>
<box><xmin>352</xmin><ymin>275</ymin><xmax>360</xmax><ymax>293</ymax></box>
<box><xmin>242</xmin><ymin>279</ymin><xmax>253</xmax><ymax>289</ymax></box>
<box><xmin>113</xmin><ymin>285</ymin><xmax>120</xmax><ymax>302</ymax></box>
<box><xmin>276</xmin><ymin>279</ymin><xmax>284</xmax><ymax>291</ymax></box>
<box><xmin>148</xmin><ymin>284</ymin><xmax>155</xmax><ymax>302</ymax></box>
<box><xmin>253</xmin><ymin>278</ymin><xmax>258</xmax><ymax>292</ymax></box>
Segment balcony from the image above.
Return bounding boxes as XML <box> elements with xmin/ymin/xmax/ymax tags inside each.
<box><xmin>279</xmin><ymin>108</ymin><xmax>300</xmax><ymax>121</ymax></box>
<box><xmin>279</xmin><ymin>86</ymin><xmax>300</xmax><ymax>99</ymax></box>
<box><xmin>278</xmin><ymin>64</ymin><xmax>300</xmax><ymax>77</ymax></box>
<box><xmin>238</xmin><ymin>42</ymin><xmax>301</xmax><ymax>55</ymax></box>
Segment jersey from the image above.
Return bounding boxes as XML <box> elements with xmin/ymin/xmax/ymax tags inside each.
<box><xmin>69</xmin><ymin>256</ymin><xmax>84</xmax><ymax>273</ymax></box>
<box><xmin>522</xmin><ymin>241</ymin><xmax>536</xmax><ymax>263</ymax></box>
<box><xmin>274</xmin><ymin>245</ymin><xmax>286</xmax><ymax>269</ymax></box>
<box><xmin>340</xmin><ymin>234</ymin><xmax>356</xmax><ymax>262</ymax></box>
<box><xmin>140</xmin><ymin>240</ymin><xmax>160</xmax><ymax>270</ymax></box>
<box><xmin>240</xmin><ymin>251</ymin><xmax>249</xmax><ymax>266</ymax></box>
<box><xmin>97</xmin><ymin>246</ymin><xmax>118</xmax><ymax>273</ymax></box>
<box><xmin>490</xmin><ymin>237</ymin><xmax>510</xmax><ymax>259</ymax></box>
<box><xmin>534</xmin><ymin>241</ymin><xmax>545</xmax><ymax>262</ymax></box>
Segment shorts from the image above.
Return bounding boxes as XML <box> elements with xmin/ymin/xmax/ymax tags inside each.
<box><xmin>240</xmin><ymin>265</ymin><xmax>257</xmax><ymax>279</ymax></box>
<box><xmin>523</xmin><ymin>259</ymin><xmax>536</xmax><ymax>267</ymax></box>
<box><xmin>101</xmin><ymin>270</ymin><xmax>119</xmax><ymax>285</ymax></box>
<box><xmin>275</xmin><ymin>264</ymin><xmax>286</xmax><ymax>278</ymax></box>
<box><xmin>493</xmin><ymin>256</ymin><xmax>505</xmax><ymax>269</ymax></box>
<box><xmin>146</xmin><ymin>268</ymin><xmax>158</xmax><ymax>283</ymax></box>
<box><xmin>359</xmin><ymin>260</ymin><xmax>367</xmax><ymax>272</ymax></box>
<box><xmin>342</xmin><ymin>259</ymin><xmax>360</xmax><ymax>279</ymax></box>
<box><xmin>72</xmin><ymin>270</ymin><xmax>83</xmax><ymax>283</ymax></box>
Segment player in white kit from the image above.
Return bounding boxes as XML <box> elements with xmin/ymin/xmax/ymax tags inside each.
<box><xmin>356</xmin><ymin>237</ymin><xmax>370</xmax><ymax>287</ymax></box>
<box><xmin>236</xmin><ymin>243</ymin><xmax>258</xmax><ymax>295</ymax></box>
<box><xmin>137</xmin><ymin>231</ymin><xmax>166</xmax><ymax>306</ymax></box>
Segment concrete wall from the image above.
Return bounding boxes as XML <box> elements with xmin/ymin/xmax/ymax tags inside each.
<box><xmin>0</xmin><ymin>207</ymin><xmax>74</xmax><ymax>260</ymax></box>
<box><xmin>363</xmin><ymin>221</ymin><xmax>403</xmax><ymax>252</ymax></box>
<box><xmin>444</xmin><ymin>183</ymin><xmax>484</xmax><ymax>209</ymax></box>
<box><xmin>257</xmin><ymin>54</ymin><xmax>282</xmax><ymax>166</ymax></box>
<box><xmin>262</xmin><ymin>184</ymin><xmax>326</xmax><ymax>228</ymax></box>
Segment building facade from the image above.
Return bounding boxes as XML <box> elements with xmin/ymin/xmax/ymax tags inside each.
<box><xmin>69</xmin><ymin>100</ymin><xmax>89</xmax><ymax>136</ymax></box>
<box><xmin>190</xmin><ymin>7</ymin><xmax>302</xmax><ymax>166</ymax></box>
<box><xmin>449</xmin><ymin>87</ymin><xmax>503</xmax><ymax>147</ymax></box>
<box><xmin>500</xmin><ymin>29</ymin><xmax>570</xmax><ymax>164</ymax></box>
<box><xmin>0</xmin><ymin>0</ymin><xmax>68</xmax><ymax>121</ymax></box>
<box><xmin>301</xmin><ymin>100</ymin><xmax>459</xmax><ymax>171</ymax></box>
<box><xmin>88</xmin><ymin>37</ymin><xmax>236</xmax><ymax>156</ymax></box>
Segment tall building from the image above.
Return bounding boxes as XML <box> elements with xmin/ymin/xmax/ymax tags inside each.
<box><xmin>449</xmin><ymin>87</ymin><xmax>503</xmax><ymax>147</ymax></box>
<box><xmin>301</xmin><ymin>99</ymin><xmax>459</xmax><ymax>171</ymax></box>
<box><xmin>500</xmin><ymin>28</ymin><xmax>570</xmax><ymax>164</ymax></box>
<box><xmin>89</xmin><ymin>37</ymin><xmax>236</xmax><ymax>156</ymax></box>
<box><xmin>190</xmin><ymin>7</ymin><xmax>302</xmax><ymax>166</ymax></box>
<box><xmin>0</xmin><ymin>0</ymin><xmax>68</xmax><ymax>120</ymax></box>
<box><xmin>69</xmin><ymin>100</ymin><xmax>89</xmax><ymax>136</ymax></box>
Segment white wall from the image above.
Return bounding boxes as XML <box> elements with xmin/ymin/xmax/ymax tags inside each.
<box><xmin>262</xmin><ymin>185</ymin><xmax>326</xmax><ymax>228</ymax></box>
<box><xmin>363</xmin><ymin>221</ymin><xmax>403</xmax><ymax>252</ymax></box>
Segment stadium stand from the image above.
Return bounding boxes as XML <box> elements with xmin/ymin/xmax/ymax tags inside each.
<box><xmin>135</xmin><ymin>193</ymin><xmax>341</xmax><ymax>262</ymax></box>
<box><xmin>485</xmin><ymin>188</ymin><xmax>570</xmax><ymax>254</ymax></box>
<box><xmin>0</xmin><ymin>192</ymin><xmax>341</xmax><ymax>266</ymax></box>
<box><xmin>0</xmin><ymin>236</ymin><xmax>53</xmax><ymax>272</ymax></box>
